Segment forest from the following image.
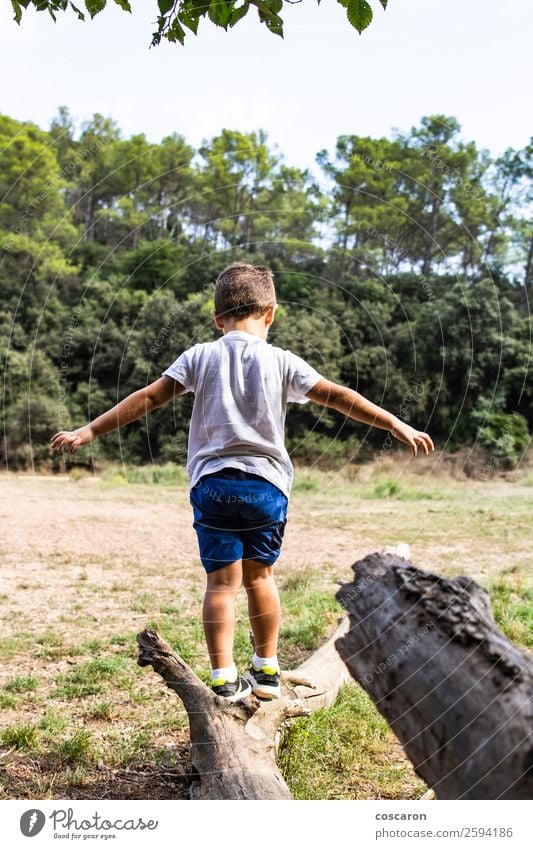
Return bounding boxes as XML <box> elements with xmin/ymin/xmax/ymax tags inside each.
<box><xmin>1</xmin><ymin>109</ymin><xmax>531</xmax><ymax>472</ymax></box>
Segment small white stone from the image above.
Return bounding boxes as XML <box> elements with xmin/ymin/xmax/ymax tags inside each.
<box><xmin>381</xmin><ymin>542</ymin><xmax>411</xmax><ymax>560</ymax></box>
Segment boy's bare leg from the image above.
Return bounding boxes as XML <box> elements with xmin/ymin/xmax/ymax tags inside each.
<box><xmin>203</xmin><ymin>559</ymin><xmax>242</xmax><ymax>669</ymax></box>
<box><xmin>242</xmin><ymin>558</ymin><xmax>280</xmax><ymax>658</ymax></box>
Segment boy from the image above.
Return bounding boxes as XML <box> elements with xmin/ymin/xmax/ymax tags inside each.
<box><xmin>50</xmin><ymin>262</ymin><xmax>434</xmax><ymax>703</ymax></box>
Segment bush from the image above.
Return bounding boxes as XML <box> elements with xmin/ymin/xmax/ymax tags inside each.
<box><xmin>475</xmin><ymin>412</ymin><xmax>530</xmax><ymax>471</ymax></box>
<box><xmin>4</xmin><ymin>393</ymin><xmax>59</xmax><ymax>469</ymax></box>
<box><xmin>288</xmin><ymin>431</ymin><xmax>359</xmax><ymax>470</ymax></box>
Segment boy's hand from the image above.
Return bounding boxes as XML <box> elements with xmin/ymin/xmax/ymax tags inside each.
<box><xmin>390</xmin><ymin>419</ymin><xmax>434</xmax><ymax>456</ymax></box>
<box><xmin>50</xmin><ymin>425</ymin><xmax>96</xmax><ymax>454</ymax></box>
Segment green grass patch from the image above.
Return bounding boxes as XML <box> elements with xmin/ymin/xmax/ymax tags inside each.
<box><xmin>129</xmin><ymin>688</ymin><xmax>156</xmax><ymax>705</ymax></box>
<box><xmin>34</xmin><ymin>632</ymin><xmax>68</xmax><ymax>659</ymax></box>
<box><xmin>0</xmin><ymin>723</ymin><xmax>39</xmax><ymax>751</ymax></box>
<box><xmin>362</xmin><ymin>477</ymin><xmax>444</xmax><ymax>500</ymax></box>
<box><xmin>4</xmin><ymin>674</ymin><xmax>38</xmax><ymax>693</ymax></box>
<box><xmin>279</xmin><ymin>574</ymin><xmax>341</xmax><ymax>655</ymax></box>
<box><xmin>53</xmin><ymin>657</ymin><xmax>135</xmax><ymax>700</ymax></box>
<box><xmin>38</xmin><ymin>710</ymin><xmax>71</xmax><ymax>735</ymax></box>
<box><xmin>149</xmin><ymin>616</ymin><xmax>206</xmax><ymax>666</ymax></box>
<box><xmin>292</xmin><ymin>472</ymin><xmax>321</xmax><ymax>492</ymax></box>
<box><xmin>110</xmin><ymin>633</ymin><xmax>136</xmax><ymax>647</ymax></box>
<box><xmin>0</xmin><ymin>633</ymin><xmax>33</xmax><ymax>659</ymax></box>
<box><xmin>278</xmin><ymin>683</ymin><xmax>425</xmax><ymax>799</ymax></box>
<box><xmin>489</xmin><ymin>567</ymin><xmax>533</xmax><ymax>648</ymax></box>
<box><xmin>56</xmin><ymin>729</ymin><xmax>95</xmax><ymax>765</ymax></box>
<box><xmin>100</xmin><ymin>463</ymin><xmax>188</xmax><ymax>487</ymax></box>
<box><xmin>104</xmin><ymin>730</ymin><xmax>151</xmax><ymax>766</ymax></box>
<box><xmin>64</xmin><ymin>766</ymin><xmax>90</xmax><ymax>787</ymax></box>
<box><xmin>86</xmin><ymin>700</ymin><xmax>114</xmax><ymax>721</ymax></box>
<box><xmin>0</xmin><ymin>691</ymin><xmax>20</xmax><ymax>709</ymax></box>
<box><xmin>75</xmin><ymin>638</ymin><xmax>104</xmax><ymax>654</ymax></box>
<box><xmin>158</xmin><ymin>711</ymin><xmax>188</xmax><ymax>732</ymax></box>
<box><xmin>131</xmin><ymin>592</ymin><xmax>158</xmax><ymax>614</ymax></box>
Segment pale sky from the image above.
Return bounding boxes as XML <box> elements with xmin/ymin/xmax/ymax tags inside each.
<box><xmin>0</xmin><ymin>0</ymin><xmax>531</xmax><ymax>171</ymax></box>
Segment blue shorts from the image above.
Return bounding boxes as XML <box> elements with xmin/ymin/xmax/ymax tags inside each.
<box><xmin>189</xmin><ymin>469</ymin><xmax>288</xmax><ymax>573</ymax></box>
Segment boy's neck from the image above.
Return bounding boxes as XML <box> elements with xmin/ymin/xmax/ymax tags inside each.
<box><xmin>220</xmin><ymin>316</ymin><xmax>270</xmax><ymax>341</ymax></box>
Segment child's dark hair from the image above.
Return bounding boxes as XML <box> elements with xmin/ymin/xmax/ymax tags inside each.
<box><xmin>214</xmin><ymin>262</ymin><xmax>276</xmax><ymax>319</ymax></box>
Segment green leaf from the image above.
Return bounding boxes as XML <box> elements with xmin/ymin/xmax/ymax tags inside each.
<box><xmin>346</xmin><ymin>0</ymin><xmax>372</xmax><ymax>33</ymax></box>
<box><xmin>113</xmin><ymin>0</ymin><xmax>132</xmax><ymax>11</ymax></box>
<box><xmin>158</xmin><ymin>0</ymin><xmax>174</xmax><ymax>14</ymax></box>
<box><xmin>166</xmin><ymin>16</ymin><xmax>186</xmax><ymax>43</ymax></box>
<box><xmin>85</xmin><ymin>0</ymin><xmax>106</xmax><ymax>18</ymax></box>
<box><xmin>264</xmin><ymin>12</ymin><xmax>283</xmax><ymax>36</ymax></box>
<box><xmin>69</xmin><ymin>2</ymin><xmax>86</xmax><ymax>19</ymax></box>
<box><xmin>11</xmin><ymin>1</ymin><xmax>23</xmax><ymax>24</ymax></box>
<box><xmin>208</xmin><ymin>0</ymin><xmax>232</xmax><ymax>28</ymax></box>
<box><xmin>254</xmin><ymin>0</ymin><xmax>282</xmax><ymax>29</ymax></box>
<box><xmin>179</xmin><ymin>10</ymin><xmax>200</xmax><ymax>33</ymax></box>
<box><xmin>379</xmin><ymin>0</ymin><xmax>388</xmax><ymax>8</ymax></box>
<box><xmin>229</xmin><ymin>2</ymin><xmax>249</xmax><ymax>27</ymax></box>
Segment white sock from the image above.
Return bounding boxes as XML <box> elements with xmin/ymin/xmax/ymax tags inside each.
<box><xmin>210</xmin><ymin>664</ymin><xmax>237</xmax><ymax>683</ymax></box>
<box><xmin>253</xmin><ymin>653</ymin><xmax>279</xmax><ymax>671</ymax></box>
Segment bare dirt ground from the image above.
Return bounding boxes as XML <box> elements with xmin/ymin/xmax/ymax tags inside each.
<box><xmin>0</xmin><ymin>456</ymin><xmax>531</xmax><ymax>799</ymax></box>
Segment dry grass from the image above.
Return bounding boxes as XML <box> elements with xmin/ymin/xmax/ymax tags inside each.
<box><xmin>0</xmin><ymin>453</ymin><xmax>531</xmax><ymax>800</ymax></box>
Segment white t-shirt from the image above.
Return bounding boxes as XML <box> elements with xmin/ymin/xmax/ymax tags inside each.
<box><xmin>161</xmin><ymin>330</ymin><xmax>323</xmax><ymax>498</ymax></box>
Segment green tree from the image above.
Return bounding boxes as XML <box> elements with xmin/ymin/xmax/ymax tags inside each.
<box><xmin>317</xmin><ymin>133</ymin><xmax>407</xmax><ymax>275</ymax></box>
<box><xmin>493</xmin><ymin>141</ymin><xmax>533</xmax><ymax>289</ymax></box>
<box><xmin>1</xmin><ymin>106</ymin><xmax>531</xmax><ymax>471</ymax></box>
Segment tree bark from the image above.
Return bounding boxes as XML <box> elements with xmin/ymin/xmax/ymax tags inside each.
<box><xmin>137</xmin><ymin>618</ymin><xmax>350</xmax><ymax>800</ymax></box>
<box><xmin>335</xmin><ymin>552</ymin><xmax>533</xmax><ymax>800</ymax></box>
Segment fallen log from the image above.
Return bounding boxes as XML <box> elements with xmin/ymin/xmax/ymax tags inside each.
<box><xmin>137</xmin><ymin>617</ymin><xmax>350</xmax><ymax>799</ymax></box>
<box><xmin>335</xmin><ymin>553</ymin><xmax>533</xmax><ymax>800</ymax></box>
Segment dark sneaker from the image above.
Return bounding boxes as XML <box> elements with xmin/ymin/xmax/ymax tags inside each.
<box><xmin>211</xmin><ymin>675</ymin><xmax>252</xmax><ymax>703</ymax></box>
<box><xmin>247</xmin><ymin>664</ymin><xmax>281</xmax><ymax>700</ymax></box>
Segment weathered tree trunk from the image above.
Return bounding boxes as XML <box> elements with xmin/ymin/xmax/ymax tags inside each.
<box><xmin>137</xmin><ymin>618</ymin><xmax>350</xmax><ymax>800</ymax></box>
<box><xmin>335</xmin><ymin>553</ymin><xmax>533</xmax><ymax>800</ymax></box>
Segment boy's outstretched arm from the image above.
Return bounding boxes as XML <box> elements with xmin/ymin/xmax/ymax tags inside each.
<box><xmin>50</xmin><ymin>376</ymin><xmax>186</xmax><ymax>455</ymax></box>
<box><xmin>305</xmin><ymin>379</ymin><xmax>434</xmax><ymax>456</ymax></box>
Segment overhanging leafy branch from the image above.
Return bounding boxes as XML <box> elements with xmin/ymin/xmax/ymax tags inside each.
<box><xmin>10</xmin><ymin>0</ymin><xmax>391</xmax><ymax>45</ymax></box>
